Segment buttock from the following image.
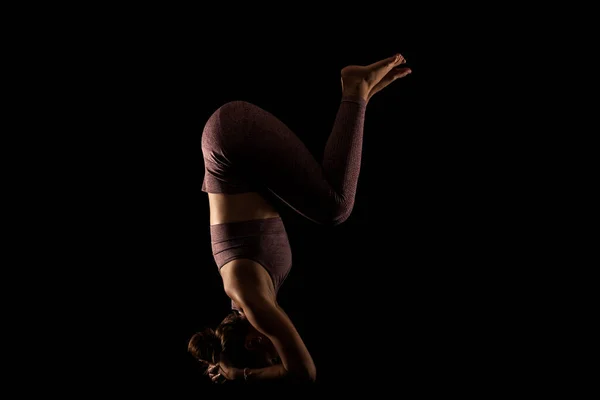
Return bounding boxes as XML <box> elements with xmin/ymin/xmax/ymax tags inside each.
<box><xmin>201</xmin><ymin>102</ymin><xmax>257</xmax><ymax>194</ymax></box>
<box><xmin>200</xmin><ymin>100</ymin><xmax>287</xmax><ymax>194</ymax></box>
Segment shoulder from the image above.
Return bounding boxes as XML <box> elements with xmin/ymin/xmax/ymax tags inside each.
<box><xmin>220</xmin><ymin>259</ymin><xmax>276</xmax><ymax>306</ymax></box>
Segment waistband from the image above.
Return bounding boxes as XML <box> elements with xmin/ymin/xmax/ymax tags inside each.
<box><xmin>209</xmin><ymin>217</ymin><xmax>286</xmax><ymax>243</ymax></box>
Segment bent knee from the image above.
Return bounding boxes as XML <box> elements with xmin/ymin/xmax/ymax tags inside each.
<box><xmin>329</xmin><ymin>212</ymin><xmax>351</xmax><ymax>226</ymax></box>
<box><xmin>318</xmin><ymin>204</ymin><xmax>353</xmax><ymax>227</ymax></box>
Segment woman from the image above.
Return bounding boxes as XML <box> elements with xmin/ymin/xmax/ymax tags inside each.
<box><xmin>188</xmin><ymin>53</ymin><xmax>412</xmax><ymax>383</ymax></box>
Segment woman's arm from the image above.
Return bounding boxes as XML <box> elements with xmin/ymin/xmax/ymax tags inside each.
<box><xmin>209</xmin><ymin>360</ymin><xmax>288</xmax><ymax>382</ymax></box>
<box><xmin>240</xmin><ymin>297</ymin><xmax>316</xmax><ymax>382</ymax></box>
<box><xmin>222</xmin><ymin>260</ymin><xmax>316</xmax><ymax>382</ymax></box>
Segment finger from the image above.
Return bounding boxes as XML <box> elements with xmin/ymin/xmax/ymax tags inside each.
<box><xmin>211</xmin><ymin>373</ymin><xmax>222</xmax><ymax>383</ymax></box>
<box><xmin>367</xmin><ymin>54</ymin><xmax>405</xmax><ymax>71</ymax></box>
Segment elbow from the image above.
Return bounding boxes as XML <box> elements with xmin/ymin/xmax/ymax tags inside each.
<box><xmin>288</xmin><ymin>364</ymin><xmax>317</xmax><ymax>383</ymax></box>
<box><xmin>303</xmin><ymin>364</ymin><xmax>317</xmax><ymax>383</ymax></box>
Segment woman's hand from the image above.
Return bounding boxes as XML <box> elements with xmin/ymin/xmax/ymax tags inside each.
<box><xmin>206</xmin><ymin>358</ymin><xmax>243</xmax><ymax>384</ymax></box>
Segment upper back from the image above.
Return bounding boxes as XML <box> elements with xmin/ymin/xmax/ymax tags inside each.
<box><xmin>220</xmin><ymin>258</ymin><xmax>278</xmax><ymax>310</ymax></box>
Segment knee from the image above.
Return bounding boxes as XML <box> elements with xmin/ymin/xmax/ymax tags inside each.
<box><xmin>318</xmin><ymin>215</ymin><xmax>348</xmax><ymax>227</ymax></box>
<box><xmin>320</xmin><ymin>203</ymin><xmax>353</xmax><ymax>227</ymax></box>
<box><xmin>329</xmin><ymin>210</ymin><xmax>351</xmax><ymax>226</ymax></box>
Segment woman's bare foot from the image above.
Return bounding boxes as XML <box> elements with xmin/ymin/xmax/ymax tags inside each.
<box><xmin>341</xmin><ymin>54</ymin><xmax>412</xmax><ymax>102</ymax></box>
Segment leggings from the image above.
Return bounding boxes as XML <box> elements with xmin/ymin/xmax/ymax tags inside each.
<box><xmin>201</xmin><ymin>95</ymin><xmax>367</xmax><ymax>226</ymax></box>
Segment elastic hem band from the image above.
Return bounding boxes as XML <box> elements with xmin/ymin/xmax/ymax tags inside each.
<box><xmin>341</xmin><ymin>95</ymin><xmax>367</xmax><ymax>108</ymax></box>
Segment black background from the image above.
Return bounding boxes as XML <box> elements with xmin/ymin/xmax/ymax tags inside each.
<box><xmin>33</xmin><ymin>12</ymin><xmax>506</xmax><ymax>395</ymax></box>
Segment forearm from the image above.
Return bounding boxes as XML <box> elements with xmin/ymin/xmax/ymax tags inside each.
<box><xmin>239</xmin><ymin>300</ymin><xmax>316</xmax><ymax>373</ymax></box>
<box><xmin>243</xmin><ymin>364</ymin><xmax>286</xmax><ymax>382</ymax></box>
<box><xmin>244</xmin><ymin>364</ymin><xmax>312</xmax><ymax>383</ymax></box>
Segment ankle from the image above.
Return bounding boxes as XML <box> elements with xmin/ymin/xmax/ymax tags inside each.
<box><xmin>342</xmin><ymin>85</ymin><xmax>369</xmax><ymax>103</ymax></box>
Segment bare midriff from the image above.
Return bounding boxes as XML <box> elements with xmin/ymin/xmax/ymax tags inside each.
<box><xmin>208</xmin><ymin>192</ymin><xmax>280</xmax><ymax>225</ymax></box>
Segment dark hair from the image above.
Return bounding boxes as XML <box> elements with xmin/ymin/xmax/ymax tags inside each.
<box><xmin>188</xmin><ymin>311</ymin><xmax>267</xmax><ymax>371</ymax></box>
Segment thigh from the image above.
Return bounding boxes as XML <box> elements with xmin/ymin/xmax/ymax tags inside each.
<box><xmin>234</xmin><ymin>103</ymin><xmax>336</xmax><ymax>221</ymax></box>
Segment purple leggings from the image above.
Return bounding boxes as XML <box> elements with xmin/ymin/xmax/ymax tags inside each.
<box><xmin>201</xmin><ymin>96</ymin><xmax>367</xmax><ymax>226</ymax></box>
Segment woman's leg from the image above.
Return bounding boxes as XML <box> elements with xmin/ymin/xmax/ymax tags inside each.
<box><xmin>202</xmin><ymin>54</ymin><xmax>411</xmax><ymax>226</ymax></box>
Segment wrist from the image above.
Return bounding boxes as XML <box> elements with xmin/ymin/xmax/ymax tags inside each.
<box><xmin>234</xmin><ymin>367</ymin><xmax>247</xmax><ymax>381</ymax></box>
<box><xmin>242</xmin><ymin>367</ymin><xmax>251</xmax><ymax>382</ymax></box>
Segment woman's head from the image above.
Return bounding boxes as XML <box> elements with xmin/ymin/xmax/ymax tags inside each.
<box><xmin>188</xmin><ymin>311</ymin><xmax>280</xmax><ymax>370</ymax></box>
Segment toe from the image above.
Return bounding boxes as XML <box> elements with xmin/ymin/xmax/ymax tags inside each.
<box><xmin>367</xmin><ymin>54</ymin><xmax>400</xmax><ymax>71</ymax></box>
<box><xmin>367</xmin><ymin>53</ymin><xmax>407</xmax><ymax>73</ymax></box>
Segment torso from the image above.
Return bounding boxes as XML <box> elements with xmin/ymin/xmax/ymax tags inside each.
<box><xmin>208</xmin><ymin>192</ymin><xmax>281</xmax><ymax>307</ymax></box>
<box><xmin>208</xmin><ymin>192</ymin><xmax>280</xmax><ymax>225</ymax></box>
